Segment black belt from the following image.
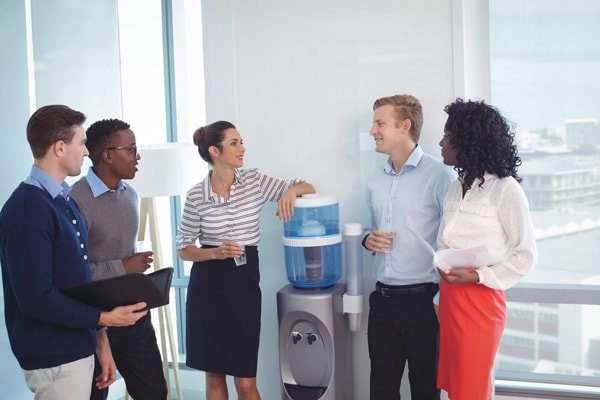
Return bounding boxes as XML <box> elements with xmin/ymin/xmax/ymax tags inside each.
<box><xmin>375</xmin><ymin>282</ymin><xmax>437</xmax><ymax>297</ymax></box>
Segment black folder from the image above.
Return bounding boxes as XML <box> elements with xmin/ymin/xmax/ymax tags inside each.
<box><xmin>61</xmin><ymin>267</ymin><xmax>174</xmax><ymax>310</ymax></box>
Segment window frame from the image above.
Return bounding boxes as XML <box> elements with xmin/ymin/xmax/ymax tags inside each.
<box><xmin>452</xmin><ymin>0</ymin><xmax>600</xmax><ymax>396</ymax></box>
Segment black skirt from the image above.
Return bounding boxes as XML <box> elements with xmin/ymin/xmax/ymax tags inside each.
<box><xmin>185</xmin><ymin>246</ymin><xmax>261</xmax><ymax>377</ymax></box>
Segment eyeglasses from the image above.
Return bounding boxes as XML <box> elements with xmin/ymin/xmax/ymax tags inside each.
<box><xmin>104</xmin><ymin>145</ymin><xmax>138</xmax><ymax>155</ymax></box>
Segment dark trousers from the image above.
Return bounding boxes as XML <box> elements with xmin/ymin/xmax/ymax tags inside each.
<box><xmin>91</xmin><ymin>314</ymin><xmax>167</xmax><ymax>400</ymax></box>
<box><xmin>368</xmin><ymin>283</ymin><xmax>440</xmax><ymax>400</ymax></box>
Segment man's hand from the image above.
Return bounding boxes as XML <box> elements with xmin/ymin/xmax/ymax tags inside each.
<box><xmin>99</xmin><ymin>302</ymin><xmax>148</xmax><ymax>327</ymax></box>
<box><xmin>437</xmin><ymin>267</ymin><xmax>480</xmax><ymax>284</ymax></box>
<box><xmin>364</xmin><ymin>230</ymin><xmax>395</xmax><ymax>253</ymax></box>
<box><xmin>122</xmin><ymin>251</ymin><xmax>153</xmax><ymax>274</ymax></box>
<box><xmin>95</xmin><ymin>331</ymin><xmax>116</xmax><ymax>389</ymax></box>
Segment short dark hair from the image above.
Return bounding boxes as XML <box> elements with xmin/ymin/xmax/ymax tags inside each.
<box><xmin>85</xmin><ymin>119</ymin><xmax>131</xmax><ymax>165</ymax></box>
<box><xmin>192</xmin><ymin>121</ymin><xmax>236</xmax><ymax>164</ymax></box>
<box><xmin>26</xmin><ymin>105</ymin><xmax>86</xmax><ymax>158</ymax></box>
<box><xmin>444</xmin><ymin>98</ymin><xmax>521</xmax><ymax>190</ymax></box>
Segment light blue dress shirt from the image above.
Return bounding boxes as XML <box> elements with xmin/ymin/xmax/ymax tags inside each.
<box><xmin>366</xmin><ymin>145</ymin><xmax>456</xmax><ymax>285</ymax></box>
<box><xmin>85</xmin><ymin>167</ymin><xmax>126</xmax><ymax>197</ymax></box>
<box><xmin>25</xmin><ymin>165</ymin><xmax>71</xmax><ymax>199</ymax></box>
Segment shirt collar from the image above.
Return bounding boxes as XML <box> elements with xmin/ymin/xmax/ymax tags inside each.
<box><xmin>460</xmin><ymin>172</ymin><xmax>497</xmax><ymax>189</ymax></box>
<box><xmin>475</xmin><ymin>172</ymin><xmax>497</xmax><ymax>186</ymax></box>
<box><xmin>86</xmin><ymin>167</ymin><xmax>126</xmax><ymax>198</ymax></box>
<box><xmin>202</xmin><ymin>169</ymin><xmax>244</xmax><ymax>202</ymax></box>
<box><xmin>25</xmin><ymin>165</ymin><xmax>70</xmax><ymax>199</ymax></box>
<box><xmin>383</xmin><ymin>144</ymin><xmax>423</xmax><ymax>175</ymax></box>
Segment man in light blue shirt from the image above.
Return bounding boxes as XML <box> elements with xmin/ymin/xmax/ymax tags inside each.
<box><xmin>363</xmin><ymin>95</ymin><xmax>455</xmax><ymax>400</ymax></box>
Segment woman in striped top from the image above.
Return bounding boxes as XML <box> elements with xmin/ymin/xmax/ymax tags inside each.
<box><xmin>177</xmin><ymin>120</ymin><xmax>315</xmax><ymax>400</ymax></box>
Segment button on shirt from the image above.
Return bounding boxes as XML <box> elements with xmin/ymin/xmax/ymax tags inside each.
<box><xmin>437</xmin><ymin>174</ymin><xmax>536</xmax><ymax>290</ymax></box>
<box><xmin>177</xmin><ymin>168</ymin><xmax>303</xmax><ymax>248</ymax></box>
<box><xmin>25</xmin><ymin>166</ymin><xmax>89</xmax><ymax>263</ymax></box>
<box><xmin>366</xmin><ymin>146</ymin><xmax>456</xmax><ymax>285</ymax></box>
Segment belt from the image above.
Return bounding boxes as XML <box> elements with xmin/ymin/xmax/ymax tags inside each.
<box><xmin>375</xmin><ymin>282</ymin><xmax>437</xmax><ymax>297</ymax></box>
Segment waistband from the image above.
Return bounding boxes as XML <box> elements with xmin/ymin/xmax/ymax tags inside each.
<box><xmin>375</xmin><ymin>281</ymin><xmax>438</xmax><ymax>297</ymax></box>
<box><xmin>201</xmin><ymin>244</ymin><xmax>258</xmax><ymax>250</ymax></box>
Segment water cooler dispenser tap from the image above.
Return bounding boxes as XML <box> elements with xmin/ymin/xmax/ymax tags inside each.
<box><xmin>291</xmin><ymin>332</ymin><xmax>303</xmax><ymax>345</ymax></box>
<box><xmin>306</xmin><ymin>333</ymin><xmax>318</xmax><ymax>345</ymax></box>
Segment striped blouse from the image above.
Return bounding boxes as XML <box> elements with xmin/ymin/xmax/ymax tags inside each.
<box><xmin>176</xmin><ymin>168</ymin><xmax>303</xmax><ymax>249</ymax></box>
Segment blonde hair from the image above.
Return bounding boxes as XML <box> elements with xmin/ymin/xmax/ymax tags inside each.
<box><xmin>373</xmin><ymin>94</ymin><xmax>423</xmax><ymax>142</ymax></box>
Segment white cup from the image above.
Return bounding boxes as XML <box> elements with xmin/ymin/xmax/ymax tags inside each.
<box><xmin>234</xmin><ymin>246</ymin><xmax>247</xmax><ymax>266</ymax></box>
<box><xmin>381</xmin><ymin>231</ymin><xmax>395</xmax><ymax>253</ymax></box>
<box><xmin>136</xmin><ymin>240</ymin><xmax>152</xmax><ymax>253</ymax></box>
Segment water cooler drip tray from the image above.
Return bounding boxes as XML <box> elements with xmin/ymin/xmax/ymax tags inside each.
<box><xmin>284</xmin><ymin>383</ymin><xmax>327</xmax><ymax>400</ymax></box>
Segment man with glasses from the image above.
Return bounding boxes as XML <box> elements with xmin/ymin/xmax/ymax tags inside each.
<box><xmin>0</xmin><ymin>106</ymin><xmax>148</xmax><ymax>400</ymax></box>
<box><xmin>71</xmin><ymin>119</ymin><xmax>167</xmax><ymax>400</ymax></box>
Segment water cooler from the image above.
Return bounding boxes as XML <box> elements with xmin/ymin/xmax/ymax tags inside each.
<box><xmin>277</xmin><ymin>194</ymin><xmax>363</xmax><ymax>400</ymax></box>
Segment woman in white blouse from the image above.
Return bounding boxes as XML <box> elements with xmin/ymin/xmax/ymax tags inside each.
<box><xmin>177</xmin><ymin>121</ymin><xmax>314</xmax><ymax>400</ymax></box>
<box><xmin>436</xmin><ymin>99</ymin><xmax>536</xmax><ymax>400</ymax></box>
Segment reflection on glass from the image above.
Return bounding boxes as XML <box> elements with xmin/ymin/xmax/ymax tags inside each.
<box><xmin>496</xmin><ymin>302</ymin><xmax>600</xmax><ymax>381</ymax></box>
<box><xmin>490</xmin><ymin>0</ymin><xmax>600</xmax><ymax>385</ymax></box>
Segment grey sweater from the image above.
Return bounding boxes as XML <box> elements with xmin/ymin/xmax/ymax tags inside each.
<box><xmin>71</xmin><ymin>177</ymin><xmax>139</xmax><ymax>281</ymax></box>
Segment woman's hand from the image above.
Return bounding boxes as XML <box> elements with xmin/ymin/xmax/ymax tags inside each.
<box><xmin>276</xmin><ymin>182</ymin><xmax>316</xmax><ymax>221</ymax></box>
<box><xmin>214</xmin><ymin>241</ymin><xmax>244</xmax><ymax>260</ymax></box>
<box><xmin>437</xmin><ymin>267</ymin><xmax>480</xmax><ymax>284</ymax></box>
<box><xmin>277</xmin><ymin>187</ymin><xmax>298</xmax><ymax>222</ymax></box>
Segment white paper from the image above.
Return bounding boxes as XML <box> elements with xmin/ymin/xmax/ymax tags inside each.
<box><xmin>433</xmin><ymin>245</ymin><xmax>502</xmax><ymax>270</ymax></box>
<box><xmin>406</xmin><ymin>218</ymin><xmax>503</xmax><ymax>270</ymax></box>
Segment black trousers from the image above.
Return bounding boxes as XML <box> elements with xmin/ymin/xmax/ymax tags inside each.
<box><xmin>91</xmin><ymin>314</ymin><xmax>167</xmax><ymax>400</ymax></box>
<box><xmin>368</xmin><ymin>283</ymin><xmax>440</xmax><ymax>400</ymax></box>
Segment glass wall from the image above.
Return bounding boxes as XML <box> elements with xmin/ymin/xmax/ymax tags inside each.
<box><xmin>0</xmin><ymin>0</ymin><xmax>204</xmax><ymax>398</ymax></box>
<box><xmin>490</xmin><ymin>0</ymin><xmax>600</xmax><ymax>390</ymax></box>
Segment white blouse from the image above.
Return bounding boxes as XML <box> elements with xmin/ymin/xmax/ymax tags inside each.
<box><xmin>437</xmin><ymin>173</ymin><xmax>536</xmax><ymax>290</ymax></box>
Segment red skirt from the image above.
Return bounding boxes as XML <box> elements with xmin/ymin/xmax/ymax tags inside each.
<box><xmin>437</xmin><ymin>280</ymin><xmax>506</xmax><ymax>400</ymax></box>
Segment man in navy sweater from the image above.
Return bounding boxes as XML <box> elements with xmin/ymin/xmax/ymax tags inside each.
<box><xmin>0</xmin><ymin>105</ymin><xmax>148</xmax><ymax>400</ymax></box>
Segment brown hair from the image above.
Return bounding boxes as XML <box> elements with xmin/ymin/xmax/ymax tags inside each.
<box><xmin>373</xmin><ymin>94</ymin><xmax>423</xmax><ymax>142</ymax></box>
<box><xmin>26</xmin><ymin>104</ymin><xmax>86</xmax><ymax>158</ymax></box>
<box><xmin>192</xmin><ymin>120</ymin><xmax>236</xmax><ymax>164</ymax></box>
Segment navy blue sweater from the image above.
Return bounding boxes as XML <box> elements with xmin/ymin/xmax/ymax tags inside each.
<box><xmin>0</xmin><ymin>183</ymin><xmax>101</xmax><ymax>370</ymax></box>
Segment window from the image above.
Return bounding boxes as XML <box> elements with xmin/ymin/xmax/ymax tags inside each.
<box><xmin>489</xmin><ymin>0</ymin><xmax>600</xmax><ymax>392</ymax></box>
<box><xmin>0</xmin><ymin>1</ymin><xmax>204</xmax><ymax>398</ymax></box>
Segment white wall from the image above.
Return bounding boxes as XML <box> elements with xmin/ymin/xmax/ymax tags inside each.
<box><xmin>201</xmin><ymin>1</ymin><xmax>457</xmax><ymax>398</ymax></box>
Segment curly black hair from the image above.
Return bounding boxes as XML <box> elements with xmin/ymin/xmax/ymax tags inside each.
<box><xmin>86</xmin><ymin>118</ymin><xmax>131</xmax><ymax>165</ymax></box>
<box><xmin>444</xmin><ymin>98</ymin><xmax>521</xmax><ymax>190</ymax></box>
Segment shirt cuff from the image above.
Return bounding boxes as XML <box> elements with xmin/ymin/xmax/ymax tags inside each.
<box><xmin>361</xmin><ymin>234</ymin><xmax>376</xmax><ymax>255</ymax></box>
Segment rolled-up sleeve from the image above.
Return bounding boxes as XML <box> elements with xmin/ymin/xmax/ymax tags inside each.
<box><xmin>477</xmin><ymin>181</ymin><xmax>537</xmax><ymax>290</ymax></box>
<box><xmin>177</xmin><ymin>189</ymin><xmax>202</xmax><ymax>250</ymax></box>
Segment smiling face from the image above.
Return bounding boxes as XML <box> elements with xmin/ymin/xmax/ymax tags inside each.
<box><xmin>370</xmin><ymin>104</ymin><xmax>408</xmax><ymax>156</ymax></box>
<box><xmin>103</xmin><ymin>129</ymin><xmax>140</xmax><ymax>180</ymax></box>
<box><xmin>210</xmin><ymin>128</ymin><xmax>245</xmax><ymax>169</ymax></box>
<box><xmin>439</xmin><ymin>126</ymin><xmax>459</xmax><ymax>166</ymax></box>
